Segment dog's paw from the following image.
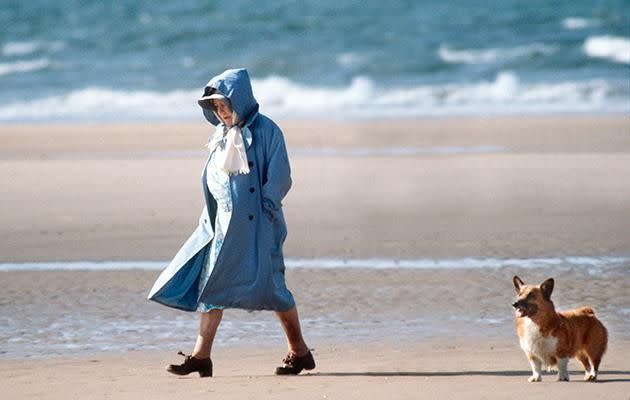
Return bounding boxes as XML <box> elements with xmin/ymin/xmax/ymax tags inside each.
<box><xmin>528</xmin><ymin>375</ymin><xmax>542</xmax><ymax>382</ymax></box>
<box><xmin>584</xmin><ymin>373</ymin><xmax>597</xmax><ymax>382</ymax></box>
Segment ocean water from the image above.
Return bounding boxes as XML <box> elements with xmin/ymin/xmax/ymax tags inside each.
<box><xmin>0</xmin><ymin>0</ymin><xmax>628</xmax><ymax>121</ymax></box>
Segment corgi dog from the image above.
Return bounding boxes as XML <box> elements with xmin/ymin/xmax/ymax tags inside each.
<box><xmin>512</xmin><ymin>276</ymin><xmax>607</xmax><ymax>382</ymax></box>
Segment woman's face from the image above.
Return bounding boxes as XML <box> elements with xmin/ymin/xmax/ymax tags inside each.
<box><xmin>212</xmin><ymin>99</ymin><xmax>233</xmax><ymax>126</ymax></box>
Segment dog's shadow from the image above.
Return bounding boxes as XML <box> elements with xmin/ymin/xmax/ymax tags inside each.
<box><xmin>312</xmin><ymin>370</ymin><xmax>630</xmax><ymax>382</ymax></box>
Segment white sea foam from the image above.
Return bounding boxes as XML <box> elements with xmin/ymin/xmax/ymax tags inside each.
<box><xmin>583</xmin><ymin>35</ymin><xmax>630</xmax><ymax>64</ymax></box>
<box><xmin>1</xmin><ymin>40</ymin><xmax>64</xmax><ymax>56</ymax></box>
<box><xmin>438</xmin><ymin>43</ymin><xmax>557</xmax><ymax>64</ymax></box>
<box><xmin>0</xmin><ymin>261</ymin><xmax>166</xmax><ymax>271</ymax></box>
<box><xmin>1</xmin><ymin>256</ymin><xmax>628</xmax><ymax>271</ymax></box>
<box><xmin>0</xmin><ymin>58</ymin><xmax>51</xmax><ymax>76</ymax></box>
<box><xmin>0</xmin><ymin>72</ymin><xmax>625</xmax><ymax>121</ymax></box>
<box><xmin>0</xmin><ymin>86</ymin><xmax>197</xmax><ymax>120</ymax></box>
<box><xmin>291</xmin><ymin>145</ymin><xmax>506</xmax><ymax>157</ymax></box>
<box><xmin>2</xmin><ymin>41</ymin><xmax>40</xmax><ymax>56</ymax></box>
<box><xmin>561</xmin><ymin>17</ymin><xmax>595</xmax><ymax>30</ymax></box>
<box><xmin>180</xmin><ymin>56</ymin><xmax>195</xmax><ymax>68</ymax></box>
<box><xmin>336</xmin><ymin>52</ymin><xmax>365</xmax><ymax>67</ymax></box>
<box><xmin>285</xmin><ymin>256</ymin><xmax>630</xmax><ymax>270</ymax></box>
<box><xmin>254</xmin><ymin>72</ymin><xmax>624</xmax><ymax>117</ymax></box>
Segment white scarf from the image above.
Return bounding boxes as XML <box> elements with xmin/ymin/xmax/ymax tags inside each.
<box><xmin>207</xmin><ymin>111</ymin><xmax>250</xmax><ymax>175</ymax></box>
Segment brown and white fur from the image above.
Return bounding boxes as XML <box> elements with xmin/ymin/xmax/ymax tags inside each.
<box><xmin>512</xmin><ymin>276</ymin><xmax>608</xmax><ymax>382</ymax></box>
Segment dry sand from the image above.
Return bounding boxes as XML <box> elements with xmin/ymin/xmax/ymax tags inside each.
<box><xmin>1</xmin><ymin>116</ymin><xmax>629</xmax><ymax>261</ymax></box>
<box><xmin>1</xmin><ymin>341</ymin><xmax>629</xmax><ymax>400</ymax></box>
<box><xmin>1</xmin><ymin>116</ymin><xmax>629</xmax><ymax>399</ymax></box>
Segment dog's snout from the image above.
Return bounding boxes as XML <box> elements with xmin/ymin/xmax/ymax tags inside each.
<box><xmin>512</xmin><ymin>301</ymin><xmax>520</xmax><ymax>309</ymax></box>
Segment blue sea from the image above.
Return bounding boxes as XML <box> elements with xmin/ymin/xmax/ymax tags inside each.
<box><xmin>0</xmin><ymin>0</ymin><xmax>628</xmax><ymax>121</ymax></box>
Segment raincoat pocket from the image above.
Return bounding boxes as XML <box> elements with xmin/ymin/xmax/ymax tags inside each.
<box><xmin>263</xmin><ymin>206</ymin><xmax>286</xmax><ymax>253</ymax></box>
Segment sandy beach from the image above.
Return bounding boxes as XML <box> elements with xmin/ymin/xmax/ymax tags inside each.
<box><xmin>1</xmin><ymin>116</ymin><xmax>629</xmax><ymax>261</ymax></box>
<box><xmin>1</xmin><ymin>340</ymin><xmax>629</xmax><ymax>400</ymax></box>
<box><xmin>1</xmin><ymin>116</ymin><xmax>629</xmax><ymax>399</ymax></box>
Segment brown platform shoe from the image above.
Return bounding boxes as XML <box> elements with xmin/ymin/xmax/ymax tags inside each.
<box><xmin>275</xmin><ymin>350</ymin><xmax>316</xmax><ymax>375</ymax></box>
<box><xmin>167</xmin><ymin>351</ymin><xmax>213</xmax><ymax>377</ymax></box>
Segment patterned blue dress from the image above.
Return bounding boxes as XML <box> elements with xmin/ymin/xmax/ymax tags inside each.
<box><xmin>197</xmin><ymin>137</ymin><xmax>232</xmax><ymax>312</ymax></box>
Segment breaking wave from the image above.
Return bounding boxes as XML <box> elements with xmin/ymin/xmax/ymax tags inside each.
<box><xmin>0</xmin><ymin>58</ymin><xmax>51</xmax><ymax>76</ymax></box>
<box><xmin>583</xmin><ymin>35</ymin><xmax>630</xmax><ymax>64</ymax></box>
<box><xmin>1</xmin><ymin>40</ymin><xmax>65</xmax><ymax>56</ymax></box>
<box><xmin>561</xmin><ymin>17</ymin><xmax>596</xmax><ymax>30</ymax></box>
<box><xmin>438</xmin><ymin>43</ymin><xmax>557</xmax><ymax>64</ymax></box>
<box><xmin>0</xmin><ymin>72</ymin><xmax>626</xmax><ymax>121</ymax></box>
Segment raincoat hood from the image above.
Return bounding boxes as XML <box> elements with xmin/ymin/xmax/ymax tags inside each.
<box><xmin>198</xmin><ymin>68</ymin><xmax>259</xmax><ymax>126</ymax></box>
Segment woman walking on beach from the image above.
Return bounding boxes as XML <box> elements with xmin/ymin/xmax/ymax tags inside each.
<box><xmin>148</xmin><ymin>68</ymin><xmax>314</xmax><ymax>377</ymax></box>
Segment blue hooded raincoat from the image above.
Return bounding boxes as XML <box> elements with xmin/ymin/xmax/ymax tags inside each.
<box><xmin>148</xmin><ymin>69</ymin><xmax>295</xmax><ymax>312</ymax></box>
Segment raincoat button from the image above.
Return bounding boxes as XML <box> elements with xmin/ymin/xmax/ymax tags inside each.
<box><xmin>204</xmin><ymin>218</ymin><xmax>207</xmax><ymax>223</ymax></box>
<box><xmin>248</xmin><ymin>161</ymin><xmax>254</xmax><ymax>167</ymax></box>
<box><xmin>249</xmin><ymin>187</ymin><xmax>255</xmax><ymax>193</ymax></box>
<box><xmin>248</xmin><ymin>215</ymin><xmax>254</xmax><ymax>221</ymax></box>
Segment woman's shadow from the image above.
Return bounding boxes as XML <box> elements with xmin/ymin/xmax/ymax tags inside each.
<box><xmin>312</xmin><ymin>370</ymin><xmax>630</xmax><ymax>383</ymax></box>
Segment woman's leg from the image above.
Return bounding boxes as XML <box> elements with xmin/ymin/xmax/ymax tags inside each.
<box><xmin>167</xmin><ymin>309</ymin><xmax>222</xmax><ymax>377</ymax></box>
<box><xmin>275</xmin><ymin>305</ymin><xmax>309</xmax><ymax>356</ymax></box>
<box><xmin>192</xmin><ymin>308</ymin><xmax>223</xmax><ymax>358</ymax></box>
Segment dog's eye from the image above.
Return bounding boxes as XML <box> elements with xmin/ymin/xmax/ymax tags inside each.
<box><xmin>526</xmin><ymin>293</ymin><xmax>536</xmax><ymax>301</ymax></box>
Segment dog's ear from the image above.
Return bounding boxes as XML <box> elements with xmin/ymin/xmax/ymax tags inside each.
<box><xmin>540</xmin><ymin>278</ymin><xmax>554</xmax><ymax>301</ymax></box>
<box><xmin>513</xmin><ymin>276</ymin><xmax>524</xmax><ymax>293</ymax></box>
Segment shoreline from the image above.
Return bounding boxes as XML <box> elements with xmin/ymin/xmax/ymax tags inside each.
<box><xmin>0</xmin><ymin>110</ymin><xmax>627</xmax><ymax>124</ymax></box>
<box><xmin>2</xmin><ymin>254</ymin><xmax>630</xmax><ymax>270</ymax></box>
<box><xmin>2</xmin><ymin>267</ymin><xmax>629</xmax><ymax>360</ymax></box>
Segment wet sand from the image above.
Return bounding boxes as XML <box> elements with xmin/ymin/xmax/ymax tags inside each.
<box><xmin>1</xmin><ymin>267</ymin><xmax>629</xmax><ymax>359</ymax></box>
<box><xmin>1</xmin><ymin>116</ymin><xmax>629</xmax><ymax>398</ymax></box>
